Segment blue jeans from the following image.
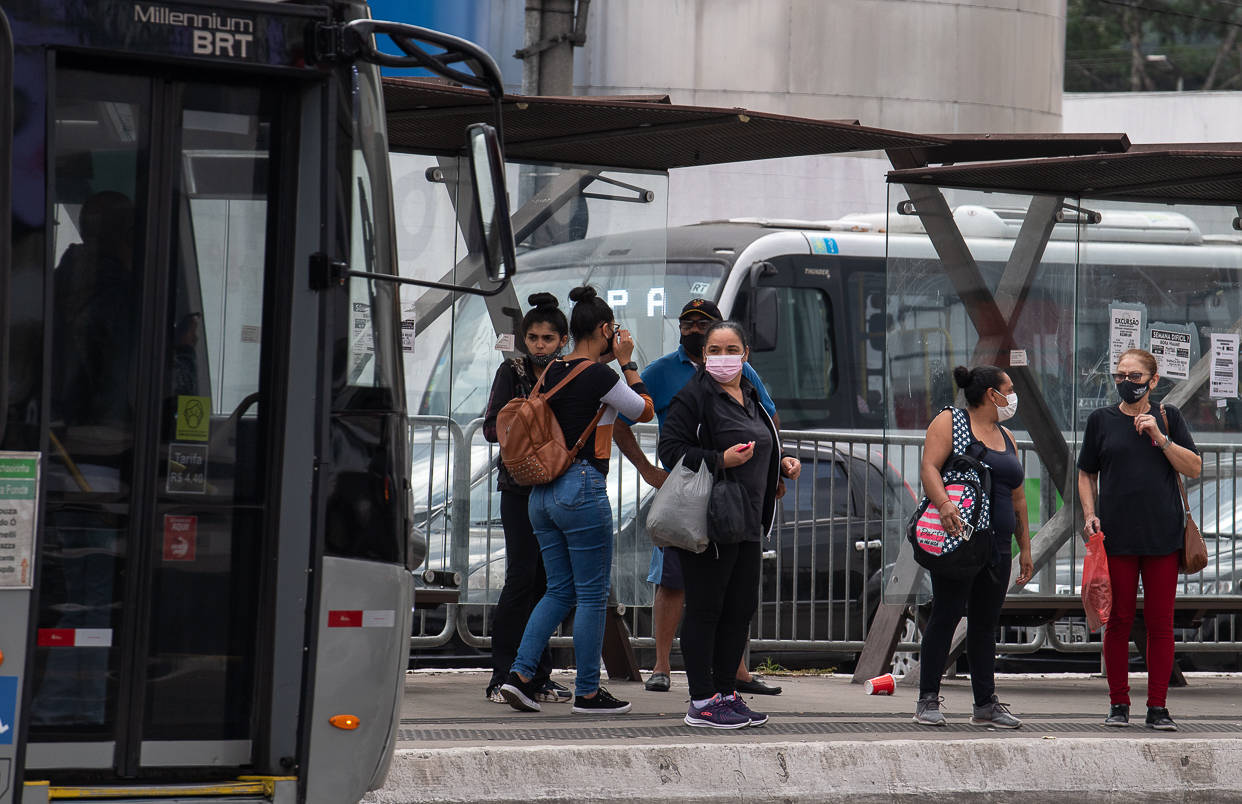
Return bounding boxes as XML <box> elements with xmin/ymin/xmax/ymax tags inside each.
<box><xmin>512</xmin><ymin>461</ymin><xmax>613</xmax><ymax>697</ymax></box>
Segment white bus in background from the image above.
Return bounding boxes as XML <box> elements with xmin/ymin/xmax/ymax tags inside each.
<box><xmin>420</xmin><ymin>203</ymin><xmax>1242</xmax><ymax>440</ymax></box>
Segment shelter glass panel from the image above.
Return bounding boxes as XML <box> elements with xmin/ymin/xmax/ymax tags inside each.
<box><xmin>881</xmin><ymin>189</ymin><xmax>1080</xmax><ymax>605</ymax></box>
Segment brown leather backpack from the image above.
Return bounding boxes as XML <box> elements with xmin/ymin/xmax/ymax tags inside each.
<box><xmin>497</xmin><ymin>359</ymin><xmax>606</xmax><ymax>486</ymax></box>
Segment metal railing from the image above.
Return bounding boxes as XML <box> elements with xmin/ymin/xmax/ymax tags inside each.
<box><xmin>410</xmin><ymin>418</ymin><xmax>1242</xmax><ymax>662</ymax></box>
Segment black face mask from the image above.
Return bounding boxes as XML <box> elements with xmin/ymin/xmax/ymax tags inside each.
<box><xmin>599</xmin><ymin>324</ymin><xmax>615</xmax><ymax>357</ymax></box>
<box><xmin>1116</xmin><ymin>379</ymin><xmax>1150</xmax><ymax>404</ymax></box>
<box><xmin>680</xmin><ymin>331</ymin><xmax>706</xmax><ymax>361</ymax></box>
<box><xmin>529</xmin><ymin>350</ymin><xmax>561</xmax><ymax>368</ymax></box>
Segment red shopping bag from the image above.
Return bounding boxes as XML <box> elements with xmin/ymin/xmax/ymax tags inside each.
<box><xmin>1081</xmin><ymin>530</ymin><xmax>1112</xmax><ymax>632</ymax></box>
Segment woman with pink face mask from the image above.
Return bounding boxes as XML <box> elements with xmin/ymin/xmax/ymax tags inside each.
<box><xmin>657</xmin><ymin>320</ymin><xmax>801</xmax><ymax>729</ymax></box>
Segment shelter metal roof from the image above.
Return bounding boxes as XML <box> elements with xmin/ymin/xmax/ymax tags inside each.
<box><xmin>908</xmin><ymin>133</ymin><xmax>1131</xmax><ymax>165</ymax></box>
<box><xmin>382</xmin><ymin>78</ymin><xmax>946</xmax><ymax>171</ymax></box>
<box><xmin>889</xmin><ymin>144</ymin><xmax>1242</xmax><ymax>206</ymax></box>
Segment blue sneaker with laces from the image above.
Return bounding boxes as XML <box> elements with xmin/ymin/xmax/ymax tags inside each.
<box><xmin>684</xmin><ymin>694</ymin><xmax>751</xmax><ymax>729</ymax></box>
<box><xmin>725</xmin><ymin>694</ymin><xmax>768</xmax><ymax>727</ymax></box>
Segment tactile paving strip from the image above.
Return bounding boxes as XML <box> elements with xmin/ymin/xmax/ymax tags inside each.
<box><xmin>399</xmin><ymin>718</ymin><xmax>1242</xmax><ymax>743</ymax></box>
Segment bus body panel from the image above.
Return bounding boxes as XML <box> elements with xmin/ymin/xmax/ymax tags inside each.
<box><xmin>303</xmin><ymin>557</ymin><xmax>413</xmax><ymax>804</ymax></box>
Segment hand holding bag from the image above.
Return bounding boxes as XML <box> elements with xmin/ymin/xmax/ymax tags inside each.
<box><xmin>1160</xmin><ymin>406</ymin><xmax>1209</xmax><ymax>574</ymax></box>
<box><xmin>645</xmin><ymin>456</ymin><xmax>711</xmax><ymax>553</ymax></box>
<box><xmin>1081</xmin><ymin>529</ymin><xmax>1112</xmax><ymax>632</ymax></box>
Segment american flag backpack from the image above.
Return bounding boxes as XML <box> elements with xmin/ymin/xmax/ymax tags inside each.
<box><xmin>906</xmin><ymin>407</ymin><xmax>994</xmax><ymax>579</ymax></box>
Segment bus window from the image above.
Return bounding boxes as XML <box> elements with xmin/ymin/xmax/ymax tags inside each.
<box><xmin>848</xmin><ymin>272</ymin><xmax>886</xmax><ymax>420</ymax></box>
<box><xmin>419</xmin><ymin>260</ymin><xmax>724</xmax><ymax>421</ymax></box>
<box><xmin>342</xmin><ymin>64</ymin><xmax>400</xmax><ymax>399</ymax></box>
<box><xmin>746</xmin><ymin>286</ymin><xmax>838</xmax><ymax>429</ymax></box>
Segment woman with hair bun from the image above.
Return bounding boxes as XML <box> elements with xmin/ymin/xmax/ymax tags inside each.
<box><xmin>913</xmin><ymin>365</ymin><xmax>1033</xmax><ymax>729</ymax></box>
<box><xmin>1077</xmin><ymin>347</ymin><xmax>1201</xmax><ymax>730</ymax></box>
<box><xmin>499</xmin><ymin>285</ymin><xmax>654</xmax><ymax>716</ymax></box>
<box><xmin>481</xmin><ymin>292</ymin><xmax>572</xmax><ymax>705</ymax></box>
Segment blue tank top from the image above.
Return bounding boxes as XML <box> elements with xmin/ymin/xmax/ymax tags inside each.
<box><xmin>979</xmin><ymin>429</ymin><xmax>1023</xmax><ymax>554</ymax></box>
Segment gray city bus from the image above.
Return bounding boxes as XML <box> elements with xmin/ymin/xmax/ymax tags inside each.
<box><xmin>0</xmin><ymin>2</ymin><xmax>513</xmax><ymax>802</ymax></box>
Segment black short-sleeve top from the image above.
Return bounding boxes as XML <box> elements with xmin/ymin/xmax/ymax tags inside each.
<box><xmin>1076</xmin><ymin>403</ymin><xmax>1198</xmax><ymax>556</ymax></box>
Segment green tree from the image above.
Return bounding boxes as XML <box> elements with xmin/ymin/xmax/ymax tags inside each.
<box><xmin>1066</xmin><ymin>0</ymin><xmax>1242</xmax><ymax>91</ymax></box>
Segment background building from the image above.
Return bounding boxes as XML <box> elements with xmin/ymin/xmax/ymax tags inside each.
<box><xmin>373</xmin><ymin>0</ymin><xmax>1068</xmax><ymax>221</ymax></box>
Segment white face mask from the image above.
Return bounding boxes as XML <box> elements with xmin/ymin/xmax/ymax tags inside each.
<box><xmin>995</xmin><ymin>391</ymin><xmax>1018</xmax><ymax>422</ymax></box>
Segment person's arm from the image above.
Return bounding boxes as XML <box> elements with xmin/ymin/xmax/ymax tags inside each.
<box><xmin>482</xmin><ymin>362</ymin><xmax>517</xmax><ymax>443</ymax></box>
<box><xmin>919</xmin><ymin>409</ymin><xmax>962</xmax><ymax>534</ymax></box>
<box><xmin>1078</xmin><ymin>469</ymin><xmax>1101</xmax><ymax>538</ymax></box>
<box><xmin>604</xmin><ymin>328</ymin><xmax>655</xmax><ymax>423</ymax></box>
<box><xmin>658</xmin><ymin>393</ymin><xmax>717</xmax><ymax>473</ymax></box>
<box><xmin>1159</xmin><ymin>405</ymin><xmax>1203</xmax><ymax>479</ymax></box>
<box><xmin>600</xmin><ymin>376</ymin><xmax>654</xmax><ymax>423</ymax></box>
<box><xmin>1005</xmin><ymin>427</ymin><xmax>1033</xmax><ymax>585</ymax></box>
<box><xmin>1076</xmin><ymin>412</ymin><xmax>1102</xmax><ymax>538</ymax></box>
<box><xmin>613</xmin><ymin>421</ymin><xmax>668</xmax><ymax>488</ymax></box>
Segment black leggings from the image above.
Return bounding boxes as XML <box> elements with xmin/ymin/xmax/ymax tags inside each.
<box><xmin>489</xmin><ymin>491</ymin><xmax>553</xmax><ymax>687</ymax></box>
<box><xmin>676</xmin><ymin>540</ymin><xmax>761</xmax><ymax>700</ymax></box>
<box><xmin>919</xmin><ymin>555</ymin><xmax>1011</xmax><ymax>706</ymax></box>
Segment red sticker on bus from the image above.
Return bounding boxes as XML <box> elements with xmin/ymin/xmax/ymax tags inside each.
<box><xmin>37</xmin><ymin>629</ymin><xmax>74</xmax><ymax>646</ymax></box>
<box><xmin>328</xmin><ymin>610</ymin><xmax>363</xmax><ymax>628</ymax></box>
<box><xmin>163</xmin><ymin>515</ymin><xmax>198</xmax><ymax>562</ymax></box>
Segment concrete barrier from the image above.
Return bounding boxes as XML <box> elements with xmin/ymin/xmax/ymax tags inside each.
<box><xmin>367</xmin><ymin>738</ymin><xmax>1242</xmax><ymax>803</ymax></box>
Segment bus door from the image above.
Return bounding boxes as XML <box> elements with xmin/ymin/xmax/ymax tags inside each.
<box><xmin>27</xmin><ymin>64</ymin><xmax>291</xmax><ymax>781</ymax></box>
<box><xmin>737</xmin><ymin>252</ymin><xmax>853</xmax><ymax>429</ymax></box>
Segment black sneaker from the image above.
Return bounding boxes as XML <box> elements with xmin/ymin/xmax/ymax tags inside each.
<box><xmin>1146</xmin><ymin>706</ymin><xmax>1178</xmax><ymax>731</ymax></box>
<box><xmin>1104</xmin><ymin>704</ymin><xmax>1130</xmax><ymax>727</ymax></box>
<box><xmin>499</xmin><ymin>672</ymin><xmax>542</xmax><ymax>713</ymax></box>
<box><xmin>572</xmin><ymin>686</ymin><xmax>631</xmax><ymax>714</ymax></box>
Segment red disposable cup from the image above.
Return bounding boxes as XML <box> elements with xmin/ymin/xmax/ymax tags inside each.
<box><xmin>864</xmin><ymin>673</ymin><xmax>895</xmax><ymax>695</ymax></box>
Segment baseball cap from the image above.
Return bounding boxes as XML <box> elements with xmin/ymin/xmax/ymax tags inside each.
<box><xmin>678</xmin><ymin>298</ymin><xmax>722</xmax><ymax>321</ymax></box>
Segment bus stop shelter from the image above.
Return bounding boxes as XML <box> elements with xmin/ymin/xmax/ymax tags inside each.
<box><xmin>383</xmin><ymin>78</ymin><xmax>949</xmax><ymax>679</ymax></box>
<box><xmin>855</xmin><ymin>137</ymin><xmax>1242</xmax><ymax>683</ymax></box>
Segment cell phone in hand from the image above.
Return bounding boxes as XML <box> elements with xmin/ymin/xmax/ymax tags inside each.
<box><xmin>737</xmin><ymin>442</ymin><xmax>754</xmax><ymax>452</ymax></box>
<box><xmin>959</xmin><ymin>520</ymin><xmax>975</xmax><ymax>541</ymax></box>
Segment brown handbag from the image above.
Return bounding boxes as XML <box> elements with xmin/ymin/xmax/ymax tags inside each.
<box><xmin>1160</xmin><ymin>405</ymin><xmax>1209</xmax><ymax>574</ymax></box>
<box><xmin>496</xmin><ymin>359</ymin><xmax>606</xmax><ymax>486</ymax></box>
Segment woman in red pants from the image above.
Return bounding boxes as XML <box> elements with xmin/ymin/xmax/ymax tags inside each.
<box><xmin>1077</xmin><ymin>348</ymin><xmax>1201</xmax><ymax>730</ymax></box>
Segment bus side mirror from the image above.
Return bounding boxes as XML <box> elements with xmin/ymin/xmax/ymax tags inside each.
<box><xmin>749</xmin><ymin>286</ymin><xmax>779</xmax><ymax>351</ymax></box>
<box><xmin>466</xmin><ymin>123</ymin><xmax>516</xmax><ymax>283</ymax></box>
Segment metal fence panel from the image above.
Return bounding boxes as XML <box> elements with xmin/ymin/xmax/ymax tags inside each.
<box><xmin>410</xmin><ymin>419</ymin><xmax>1242</xmax><ymax>661</ymax></box>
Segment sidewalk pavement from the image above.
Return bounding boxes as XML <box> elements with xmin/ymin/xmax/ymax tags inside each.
<box><xmin>367</xmin><ymin>669</ymin><xmax>1242</xmax><ymax>803</ymax></box>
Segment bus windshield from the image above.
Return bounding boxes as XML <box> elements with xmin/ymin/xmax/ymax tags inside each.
<box><xmin>419</xmin><ymin>260</ymin><xmax>726</xmax><ymax>420</ymax></box>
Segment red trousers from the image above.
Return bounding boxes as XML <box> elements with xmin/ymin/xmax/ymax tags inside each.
<box><xmin>1103</xmin><ymin>551</ymin><xmax>1179</xmax><ymax>707</ymax></box>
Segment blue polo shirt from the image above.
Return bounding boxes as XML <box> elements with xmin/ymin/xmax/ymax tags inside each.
<box><xmin>627</xmin><ymin>344</ymin><xmax>777</xmax><ymax>429</ymax></box>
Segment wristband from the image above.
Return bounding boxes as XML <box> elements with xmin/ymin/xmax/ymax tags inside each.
<box><xmin>937</xmin><ymin>500</ymin><xmax>956</xmax><ymax>510</ymax></box>
<box><xmin>1160</xmin><ymin>436</ymin><xmax>1172</xmax><ymax>451</ymax></box>
<box><xmin>620</xmin><ymin>361</ymin><xmax>639</xmax><ymax>373</ymax></box>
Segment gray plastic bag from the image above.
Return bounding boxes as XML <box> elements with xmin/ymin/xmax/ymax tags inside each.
<box><xmin>645</xmin><ymin>456</ymin><xmax>711</xmax><ymax>553</ymax></box>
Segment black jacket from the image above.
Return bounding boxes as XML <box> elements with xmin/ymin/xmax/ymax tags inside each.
<box><xmin>657</xmin><ymin>368</ymin><xmax>783</xmax><ymax>536</ymax></box>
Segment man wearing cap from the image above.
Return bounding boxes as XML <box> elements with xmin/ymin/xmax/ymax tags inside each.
<box><xmin>614</xmin><ymin>298</ymin><xmax>783</xmax><ymax>696</ymax></box>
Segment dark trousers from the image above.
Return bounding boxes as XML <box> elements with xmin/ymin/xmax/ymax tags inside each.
<box><xmin>919</xmin><ymin>554</ymin><xmax>1011</xmax><ymax>706</ymax></box>
<box><xmin>489</xmin><ymin>491</ymin><xmax>553</xmax><ymax>687</ymax></box>
<box><xmin>676</xmin><ymin>540</ymin><xmax>761</xmax><ymax>700</ymax></box>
